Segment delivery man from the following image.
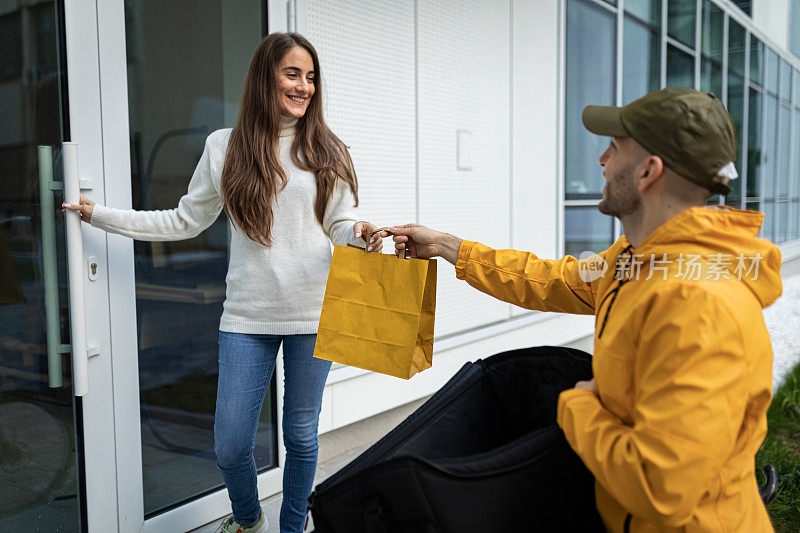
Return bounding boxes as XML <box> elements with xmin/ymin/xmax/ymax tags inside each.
<box><xmin>387</xmin><ymin>88</ymin><xmax>781</xmax><ymax>531</ymax></box>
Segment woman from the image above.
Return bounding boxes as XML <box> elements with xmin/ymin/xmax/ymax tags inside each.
<box><xmin>64</xmin><ymin>33</ymin><xmax>383</xmax><ymax>533</ymax></box>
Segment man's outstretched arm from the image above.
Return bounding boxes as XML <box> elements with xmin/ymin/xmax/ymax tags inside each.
<box><xmin>390</xmin><ymin>224</ymin><xmax>598</xmax><ymax>314</ymax></box>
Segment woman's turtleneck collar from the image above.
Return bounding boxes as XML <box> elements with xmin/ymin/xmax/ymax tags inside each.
<box><xmin>280</xmin><ymin>116</ymin><xmax>298</xmax><ymax>138</ymax></box>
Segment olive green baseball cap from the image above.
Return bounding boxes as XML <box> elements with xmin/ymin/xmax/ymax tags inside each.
<box><xmin>582</xmin><ymin>87</ymin><xmax>738</xmax><ymax>195</ymax></box>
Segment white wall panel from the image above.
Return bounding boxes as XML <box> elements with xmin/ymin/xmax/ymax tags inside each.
<box><xmin>510</xmin><ymin>0</ymin><xmax>560</xmax><ymax>317</ymax></box>
<box><xmin>306</xmin><ymin>0</ymin><xmax>416</xmax><ymax>228</ymax></box>
<box><xmin>417</xmin><ymin>0</ymin><xmax>512</xmax><ymax>337</ymax></box>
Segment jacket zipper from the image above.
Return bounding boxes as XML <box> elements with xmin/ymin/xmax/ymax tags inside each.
<box><xmin>597</xmin><ymin>244</ymin><xmax>634</xmax><ymax>338</ymax></box>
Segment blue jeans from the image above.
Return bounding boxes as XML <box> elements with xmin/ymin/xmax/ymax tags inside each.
<box><xmin>214</xmin><ymin>332</ymin><xmax>331</xmax><ymax>533</ymax></box>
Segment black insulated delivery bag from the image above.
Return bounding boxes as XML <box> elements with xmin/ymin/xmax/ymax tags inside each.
<box><xmin>307</xmin><ymin>345</ymin><xmax>605</xmax><ymax>533</ymax></box>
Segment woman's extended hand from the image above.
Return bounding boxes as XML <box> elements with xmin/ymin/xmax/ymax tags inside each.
<box><xmin>62</xmin><ymin>194</ymin><xmax>95</xmax><ymax>223</ymax></box>
<box><xmin>353</xmin><ymin>221</ymin><xmax>387</xmax><ymax>253</ymax></box>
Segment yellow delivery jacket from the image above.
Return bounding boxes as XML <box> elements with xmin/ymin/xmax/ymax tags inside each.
<box><xmin>454</xmin><ymin>207</ymin><xmax>781</xmax><ymax>532</ymax></box>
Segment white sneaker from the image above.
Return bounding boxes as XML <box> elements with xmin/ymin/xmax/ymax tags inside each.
<box><xmin>216</xmin><ymin>509</ymin><xmax>268</xmax><ymax>533</ymax></box>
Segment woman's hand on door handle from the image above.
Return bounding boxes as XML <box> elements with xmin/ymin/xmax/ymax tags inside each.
<box><xmin>62</xmin><ymin>194</ymin><xmax>95</xmax><ymax>224</ymax></box>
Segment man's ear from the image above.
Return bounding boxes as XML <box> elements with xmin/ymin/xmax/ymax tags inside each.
<box><xmin>637</xmin><ymin>155</ymin><xmax>664</xmax><ymax>192</ymax></box>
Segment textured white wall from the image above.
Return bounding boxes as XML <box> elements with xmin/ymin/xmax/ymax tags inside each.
<box><xmin>306</xmin><ymin>0</ymin><xmax>417</xmax><ymax>230</ymax></box>
<box><xmin>510</xmin><ymin>0</ymin><xmax>560</xmax><ymax>316</ymax></box>
<box><xmin>417</xmin><ymin>0</ymin><xmax>513</xmax><ymax>336</ymax></box>
<box><xmin>751</xmin><ymin>0</ymin><xmax>791</xmax><ymax>51</ymax></box>
<box><xmin>304</xmin><ymin>0</ymin><xmax>579</xmax><ymax>430</ymax></box>
<box><xmin>307</xmin><ymin>0</ymin><xmax>532</xmax><ymax>338</ymax></box>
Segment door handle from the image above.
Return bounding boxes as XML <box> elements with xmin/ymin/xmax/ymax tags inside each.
<box><xmin>37</xmin><ymin>145</ymin><xmax>65</xmax><ymax>389</ymax></box>
<box><xmin>62</xmin><ymin>142</ymin><xmax>90</xmax><ymax>397</ymax></box>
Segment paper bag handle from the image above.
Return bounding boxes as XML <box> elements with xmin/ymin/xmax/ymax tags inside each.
<box><xmin>347</xmin><ymin>227</ymin><xmax>407</xmax><ymax>259</ymax></box>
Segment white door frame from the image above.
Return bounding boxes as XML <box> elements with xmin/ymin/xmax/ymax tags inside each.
<box><xmin>89</xmin><ymin>1</ymin><xmax>285</xmax><ymax>531</ymax></box>
<box><xmin>62</xmin><ymin>0</ymin><xmax>119</xmax><ymax>531</ymax></box>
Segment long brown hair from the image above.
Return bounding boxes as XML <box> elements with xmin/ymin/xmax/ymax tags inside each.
<box><xmin>221</xmin><ymin>32</ymin><xmax>358</xmax><ymax>246</ymax></box>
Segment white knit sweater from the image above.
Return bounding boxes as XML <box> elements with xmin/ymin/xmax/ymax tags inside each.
<box><xmin>90</xmin><ymin>119</ymin><xmax>363</xmax><ymax>334</ymax></box>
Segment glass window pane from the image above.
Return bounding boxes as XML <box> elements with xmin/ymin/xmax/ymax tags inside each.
<box><xmin>626</xmin><ymin>0</ymin><xmax>661</xmax><ymax>26</ymax></box>
<box><xmin>0</xmin><ymin>13</ymin><xmax>22</xmax><ymax>81</ymax></box>
<box><xmin>667</xmin><ymin>44</ymin><xmax>695</xmax><ymax>88</ymax></box>
<box><xmin>727</xmin><ymin>19</ymin><xmax>746</xmax><ymax>76</ymax></box>
<box><xmin>566</xmin><ymin>0</ymin><xmax>616</xmax><ymax>199</ymax></box>
<box><xmin>750</xmin><ymin>36</ymin><xmax>763</xmax><ymax>86</ymax></box>
<box><xmin>726</xmin><ymin>73</ymin><xmax>744</xmax><ymax>203</ymax></box>
<box><xmin>0</xmin><ymin>2</ymin><xmax>84</xmax><ymax>531</ymax></box>
<box><xmin>778</xmin><ymin>104</ymin><xmax>791</xmax><ymax>197</ymax></box>
<box><xmin>763</xmin><ymin>95</ymin><xmax>777</xmax><ymax>199</ymax></box>
<box><xmin>794</xmin><ymin>109</ymin><xmax>800</xmax><ymax>199</ymax></box>
<box><xmin>765</xmin><ymin>48</ymin><xmax>779</xmax><ymax>94</ymax></box>
<box><xmin>792</xmin><ymin>200</ymin><xmax>799</xmax><ymax>240</ymax></box>
<box><xmin>623</xmin><ymin>17</ymin><xmax>660</xmax><ymax>104</ymax></box>
<box><xmin>747</xmin><ymin>88</ymin><xmax>762</xmax><ymax>198</ymax></box>
<box><xmin>122</xmin><ymin>1</ymin><xmax>274</xmax><ymax>517</ymax></box>
<box><xmin>700</xmin><ymin>58</ymin><xmax>722</xmax><ymax>96</ymax></box>
<box><xmin>776</xmin><ymin>201</ymin><xmax>788</xmax><ymax>242</ymax></box>
<box><xmin>731</xmin><ymin>1</ymin><xmax>752</xmax><ymax>16</ymax></box>
<box><xmin>565</xmin><ymin>206</ymin><xmax>615</xmax><ymax>256</ymax></box>
<box><xmin>726</xmin><ymin>197</ymin><xmax>742</xmax><ymax>209</ymax></box>
<box><xmin>780</xmin><ymin>59</ymin><xmax>792</xmax><ymax>100</ymax></box>
<box><xmin>701</xmin><ymin>0</ymin><xmax>723</xmax><ymax>61</ymax></box>
<box><xmin>761</xmin><ymin>199</ymin><xmax>774</xmax><ymax>240</ymax></box>
<box><xmin>795</xmin><ymin>69</ymin><xmax>800</xmax><ymax>105</ymax></box>
<box><xmin>668</xmin><ymin>0</ymin><xmax>697</xmax><ymax>48</ymax></box>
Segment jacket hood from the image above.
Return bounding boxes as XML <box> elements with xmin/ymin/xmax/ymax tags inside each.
<box><xmin>631</xmin><ymin>206</ymin><xmax>782</xmax><ymax>308</ymax></box>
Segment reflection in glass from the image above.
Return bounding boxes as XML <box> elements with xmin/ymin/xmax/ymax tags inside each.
<box><xmin>668</xmin><ymin>0</ymin><xmax>696</xmax><ymax>47</ymax></box>
<box><xmin>777</xmin><ymin>104</ymin><xmax>791</xmax><ymax>198</ymax></box>
<box><xmin>701</xmin><ymin>0</ymin><xmax>723</xmax><ymax>61</ymax></box>
<box><xmin>123</xmin><ymin>0</ymin><xmax>274</xmax><ymax>517</ymax></box>
<box><xmin>747</xmin><ymin>89</ymin><xmax>763</xmax><ymax>198</ymax></box>
<box><xmin>794</xmin><ymin>109</ymin><xmax>800</xmax><ymax>199</ymax></box>
<box><xmin>728</xmin><ymin>20</ymin><xmax>746</xmax><ymax>76</ymax></box>
<box><xmin>700</xmin><ymin>59</ymin><xmax>722</xmax><ymax>97</ymax></box>
<box><xmin>750</xmin><ymin>37</ymin><xmax>763</xmax><ymax>86</ymax></box>
<box><xmin>565</xmin><ymin>206</ymin><xmax>615</xmax><ymax>257</ymax></box>
<box><xmin>795</xmin><ymin>70</ymin><xmax>800</xmax><ymax>105</ymax></box>
<box><xmin>625</xmin><ymin>0</ymin><xmax>661</xmax><ymax>26</ymax></box>
<box><xmin>667</xmin><ymin>44</ymin><xmax>695</xmax><ymax>88</ymax></box>
<box><xmin>0</xmin><ymin>12</ymin><xmax>23</xmax><ymax>81</ymax></box>
<box><xmin>761</xmin><ymin>200</ymin><xmax>774</xmax><ymax>240</ymax></box>
<box><xmin>0</xmin><ymin>2</ymin><xmax>83</xmax><ymax>532</ymax></box>
<box><xmin>765</xmin><ymin>48</ymin><xmax>779</xmax><ymax>95</ymax></box>
<box><xmin>566</xmin><ymin>0</ymin><xmax>615</xmax><ymax>199</ymax></box>
<box><xmin>776</xmin><ymin>201</ymin><xmax>788</xmax><ymax>243</ymax></box>
<box><xmin>726</xmin><ymin>73</ymin><xmax>744</xmax><ymax>205</ymax></box>
<box><xmin>763</xmin><ymin>95</ymin><xmax>777</xmax><ymax>199</ymax></box>
<box><xmin>730</xmin><ymin>0</ymin><xmax>752</xmax><ymax>16</ymax></box>
<box><xmin>779</xmin><ymin>60</ymin><xmax>791</xmax><ymax>101</ymax></box>
<box><xmin>623</xmin><ymin>17</ymin><xmax>660</xmax><ymax>104</ymax></box>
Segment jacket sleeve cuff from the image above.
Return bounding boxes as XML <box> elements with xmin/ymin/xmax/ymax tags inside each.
<box><xmin>556</xmin><ymin>387</ymin><xmax>601</xmax><ymax>428</ymax></box>
<box><xmin>454</xmin><ymin>240</ymin><xmax>477</xmax><ymax>280</ymax></box>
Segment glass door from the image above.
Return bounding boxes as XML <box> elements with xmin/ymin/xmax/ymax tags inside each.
<box><xmin>0</xmin><ymin>1</ymin><xmax>81</xmax><ymax>530</ymax></box>
<box><xmin>125</xmin><ymin>1</ymin><xmax>277</xmax><ymax>516</ymax></box>
<box><xmin>98</xmin><ymin>2</ymin><xmax>284</xmax><ymax>531</ymax></box>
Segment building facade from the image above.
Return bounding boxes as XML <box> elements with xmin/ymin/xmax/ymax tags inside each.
<box><xmin>1</xmin><ymin>0</ymin><xmax>798</xmax><ymax>531</ymax></box>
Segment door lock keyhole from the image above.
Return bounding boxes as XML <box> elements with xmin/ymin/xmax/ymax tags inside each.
<box><xmin>88</xmin><ymin>256</ymin><xmax>98</xmax><ymax>281</ymax></box>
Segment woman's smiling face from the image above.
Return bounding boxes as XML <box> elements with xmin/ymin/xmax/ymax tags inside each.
<box><xmin>276</xmin><ymin>46</ymin><xmax>315</xmax><ymax>118</ymax></box>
